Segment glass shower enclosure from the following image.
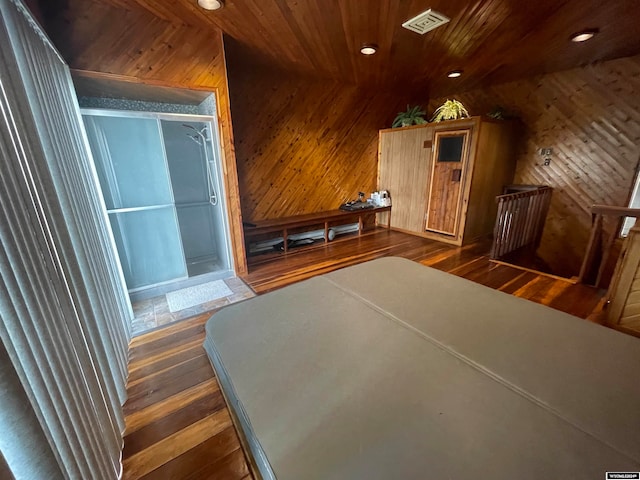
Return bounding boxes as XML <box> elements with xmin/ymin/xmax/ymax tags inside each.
<box><xmin>82</xmin><ymin>110</ymin><xmax>234</xmax><ymax>299</ymax></box>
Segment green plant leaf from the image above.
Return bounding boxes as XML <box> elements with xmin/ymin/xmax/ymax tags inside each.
<box><xmin>392</xmin><ymin>104</ymin><xmax>427</xmax><ymax>128</ymax></box>
<box><xmin>430</xmin><ymin>99</ymin><xmax>469</xmax><ymax>122</ymax></box>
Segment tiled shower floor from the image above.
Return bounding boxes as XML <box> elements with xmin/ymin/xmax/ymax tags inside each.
<box><xmin>130</xmin><ymin>276</ymin><xmax>255</xmax><ymax>336</ymax></box>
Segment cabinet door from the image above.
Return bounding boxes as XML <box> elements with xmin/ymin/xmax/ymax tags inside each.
<box><xmin>378</xmin><ymin>127</ymin><xmax>432</xmax><ymax>233</ymax></box>
<box><xmin>425</xmin><ymin>129</ymin><xmax>471</xmax><ymax>236</ymax></box>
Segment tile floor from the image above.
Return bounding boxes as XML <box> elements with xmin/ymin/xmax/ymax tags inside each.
<box><xmin>130</xmin><ymin>276</ymin><xmax>255</xmax><ymax>336</ymax></box>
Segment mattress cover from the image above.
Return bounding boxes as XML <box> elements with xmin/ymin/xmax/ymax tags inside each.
<box><xmin>204</xmin><ymin>257</ymin><xmax>640</xmax><ymax>479</ymax></box>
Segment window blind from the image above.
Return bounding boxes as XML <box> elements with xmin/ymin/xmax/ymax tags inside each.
<box><xmin>0</xmin><ymin>0</ymin><xmax>131</xmax><ymax>478</ymax></box>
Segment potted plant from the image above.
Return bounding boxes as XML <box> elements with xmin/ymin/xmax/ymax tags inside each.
<box><xmin>487</xmin><ymin>105</ymin><xmax>506</xmax><ymax>120</ymax></box>
<box><xmin>430</xmin><ymin>99</ymin><xmax>470</xmax><ymax>122</ymax></box>
<box><xmin>392</xmin><ymin>105</ymin><xmax>427</xmax><ymax>128</ymax></box>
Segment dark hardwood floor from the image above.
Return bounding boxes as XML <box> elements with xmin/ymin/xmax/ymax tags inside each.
<box><xmin>122</xmin><ymin>229</ymin><xmax>605</xmax><ymax>479</ymax></box>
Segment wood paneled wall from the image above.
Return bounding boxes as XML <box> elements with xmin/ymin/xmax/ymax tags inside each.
<box><xmin>40</xmin><ymin>0</ymin><xmax>248</xmax><ymax>273</ymax></box>
<box><xmin>24</xmin><ymin>0</ymin><xmax>44</xmax><ymax>24</ymax></box>
<box><xmin>430</xmin><ymin>55</ymin><xmax>640</xmax><ymax>277</ymax></box>
<box><xmin>226</xmin><ymin>49</ymin><xmax>414</xmax><ymax>222</ymax></box>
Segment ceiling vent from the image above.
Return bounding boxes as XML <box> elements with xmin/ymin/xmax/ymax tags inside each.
<box><xmin>402</xmin><ymin>9</ymin><xmax>450</xmax><ymax>35</ymax></box>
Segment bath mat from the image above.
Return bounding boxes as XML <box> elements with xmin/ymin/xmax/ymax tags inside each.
<box><xmin>166</xmin><ymin>280</ymin><xmax>233</xmax><ymax>312</ymax></box>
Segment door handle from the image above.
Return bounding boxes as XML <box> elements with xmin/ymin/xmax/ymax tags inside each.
<box><xmin>451</xmin><ymin>169</ymin><xmax>462</xmax><ymax>182</ymax></box>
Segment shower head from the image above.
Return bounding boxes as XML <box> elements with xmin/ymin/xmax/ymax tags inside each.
<box><xmin>182</xmin><ymin>124</ymin><xmax>209</xmax><ymax>143</ymax></box>
<box><xmin>197</xmin><ymin>127</ymin><xmax>209</xmax><ymax>141</ymax></box>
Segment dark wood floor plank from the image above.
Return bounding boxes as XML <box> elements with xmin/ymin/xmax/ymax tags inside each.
<box><xmin>548</xmin><ymin>282</ymin><xmax>606</xmax><ymax>318</ymax></box>
<box><xmin>512</xmin><ymin>275</ymin><xmax>557</xmax><ymax>302</ymax></box>
<box><xmin>497</xmin><ymin>271</ymin><xmax>539</xmax><ymax>294</ymax></box>
<box><xmin>449</xmin><ymin>256</ymin><xmax>493</xmax><ymax>278</ymax></box>
<box><xmin>139</xmin><ymin>428</ymin><xmax>246</xmax><ymax>480</ymax></box>
<box><xmin>123</xmin><ymin>229</ymin><xmax>608</xmax><ymax>480</ymax></box>
<box><xmin>428</xmin><ymin>243</ymin><xmax>490</xmax><ymax>272</ymax></box>
<box><xmin>124</xmin><ymin>355</ymin><xmax>215</xmax><ymax>414</ymax></box>
<box><xmin>189</xmin><ymin>447</ymin><xmax>251</xmax><ymax>480</ymax></box>
<box><xmin>468</xmin><ymin>264</ymin><xmax>523</xmax><ymax>289</ymax></box>
<box><xmin>123</xmin><ymin>409</ymin><xmax>232</xmax><ymax>479</ymax></box>
<box><xmin>124</xmin><ymin>389</ymin><xmax>226</xmax><ymax>457</ymax></box>
<box><xmin>125</xmin><ymin>378</ymin><xmax>220</xmax><ymax>435</ymax></box>
<box><xmin>127</xmin><ymin>341</ymin><xmax>205</xmax><ymax>384</ymax></box>
<box><xmin>128</xmin><ymin>322</ymin><xmax>208</xmax><ymax>363</ymax></box>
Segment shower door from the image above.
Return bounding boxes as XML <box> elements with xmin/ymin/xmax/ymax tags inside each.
<box><xmin>83</xmin><ymin>114</ymin><xmax>188</xmax><ymax>290</ymax></box>
<box><xmin>161</xmin><ymin>120</ymin><xmax>231</xmax><ymax>277</ymax></box>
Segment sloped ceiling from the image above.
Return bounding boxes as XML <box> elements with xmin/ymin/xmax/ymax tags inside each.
<box><xmin>41</xmin><ymin>0</ymin><xmax>640</xmax><ymax>96</ymax></box>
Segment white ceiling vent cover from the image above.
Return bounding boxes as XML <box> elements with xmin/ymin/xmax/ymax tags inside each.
<box><xmin>402</xmin><ymin>9</ymin><xmax>450</xmax><ymax>35</ymax></box>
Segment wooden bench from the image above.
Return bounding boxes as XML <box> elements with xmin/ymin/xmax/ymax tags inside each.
<box><xmin>244</xmin><ymin>206</ymin><xmax>392</xmax><ymax>253</ymax></box>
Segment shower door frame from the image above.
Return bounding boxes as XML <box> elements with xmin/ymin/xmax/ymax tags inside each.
<box><xmin>81</xmin><ymin>108</ymin><xmax>235</xmax><ymax>296</ymax></box>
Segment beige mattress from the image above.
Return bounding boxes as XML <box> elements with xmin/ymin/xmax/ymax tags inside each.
<box><xmin>204</xmin><ymin>257</ymin><xmax>640</xmax><ymax>479</ymax></box>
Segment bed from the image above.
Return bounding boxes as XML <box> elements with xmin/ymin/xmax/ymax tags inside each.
<box><xmin>204</xmin><ymin>257</ymin><xmax>640</xmax><ymax>479</ymax></box>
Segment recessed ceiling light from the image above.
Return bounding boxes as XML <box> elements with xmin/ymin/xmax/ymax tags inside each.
<box><xmin>198</xmin><ymin>0</ymin><xmax>223</xmax><ymax>10</ymax></box>
<box><xmin>570</xmin><ymin>29</ymin><xmax>598</xmax><ymax>42</ymax></box>
<box><xmin>360</xmin><ymin>44</ymin><xmax>378</xmax><ymax>55</ymax></box>
<box><xmin>447</xmin><ymin>70</ymin><xmax>463</xmax><ymax>78</ymax></box>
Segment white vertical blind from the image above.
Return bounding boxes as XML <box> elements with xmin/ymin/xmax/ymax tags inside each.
<box><xmin>0</xmin><ymin>0</ymin><xmax>131</xmax><ymax>478</ymax></box>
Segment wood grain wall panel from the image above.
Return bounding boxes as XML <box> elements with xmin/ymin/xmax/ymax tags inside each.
<box><xmin>226</xmin><ymin>57</ymin><xmax>411</xmax><ymax>222</ymax></box>
<box><xmin>465</xmin><ymin>121</ymin><xmax>516</xmax><ymax>241</ymax></box>
<box><xmin>24</xmin><ymin>0</ymin><xmax>44</xmax><ymax>24</ymax></box>
<box><xmin>378</xmin><ymin>127</ymin><xmax>433</xmax><ymax>232</ymax></box>
<box><xmin>429</xmin><ymin>55</ymin><xmax>640</xmax><ymax>277</ymax></box>
<box><xmin>41</xmin><ymin>0</ymin><xmax>248</xmax><ymax>274</ymax></box>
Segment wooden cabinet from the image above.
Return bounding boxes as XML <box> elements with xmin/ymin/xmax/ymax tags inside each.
<box><xmin>377</xmin><ymin>117</ymin><xmax>516</xmax><ymax>246</ymax></box>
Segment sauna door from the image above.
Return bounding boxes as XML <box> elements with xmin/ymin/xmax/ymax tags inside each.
<box><xmin>425</xmin><ymin>129</ymin><xmax>470</xmax><ymax>236</ymax></box>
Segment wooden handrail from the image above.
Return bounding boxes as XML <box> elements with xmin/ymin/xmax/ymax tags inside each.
<box><xmin>578</xmin><ymin>205</ymin><xmax>640</xmax><ymax>286</ymax></box>
<box><xmin>590</xmin><ymin>205</ymin><xmax>640</xmax><ymax>217</ymax></box>
<box><xmin>490</xmin><ymin>186</ymin><xmax>552</xmax><ymax>260</ymax></box>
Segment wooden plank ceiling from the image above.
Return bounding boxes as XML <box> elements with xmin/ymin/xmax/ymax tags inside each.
<box><xmin>79</xmin><ymin>0</ymin><xmax>640</xmax><ymax>95</ymax></box>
